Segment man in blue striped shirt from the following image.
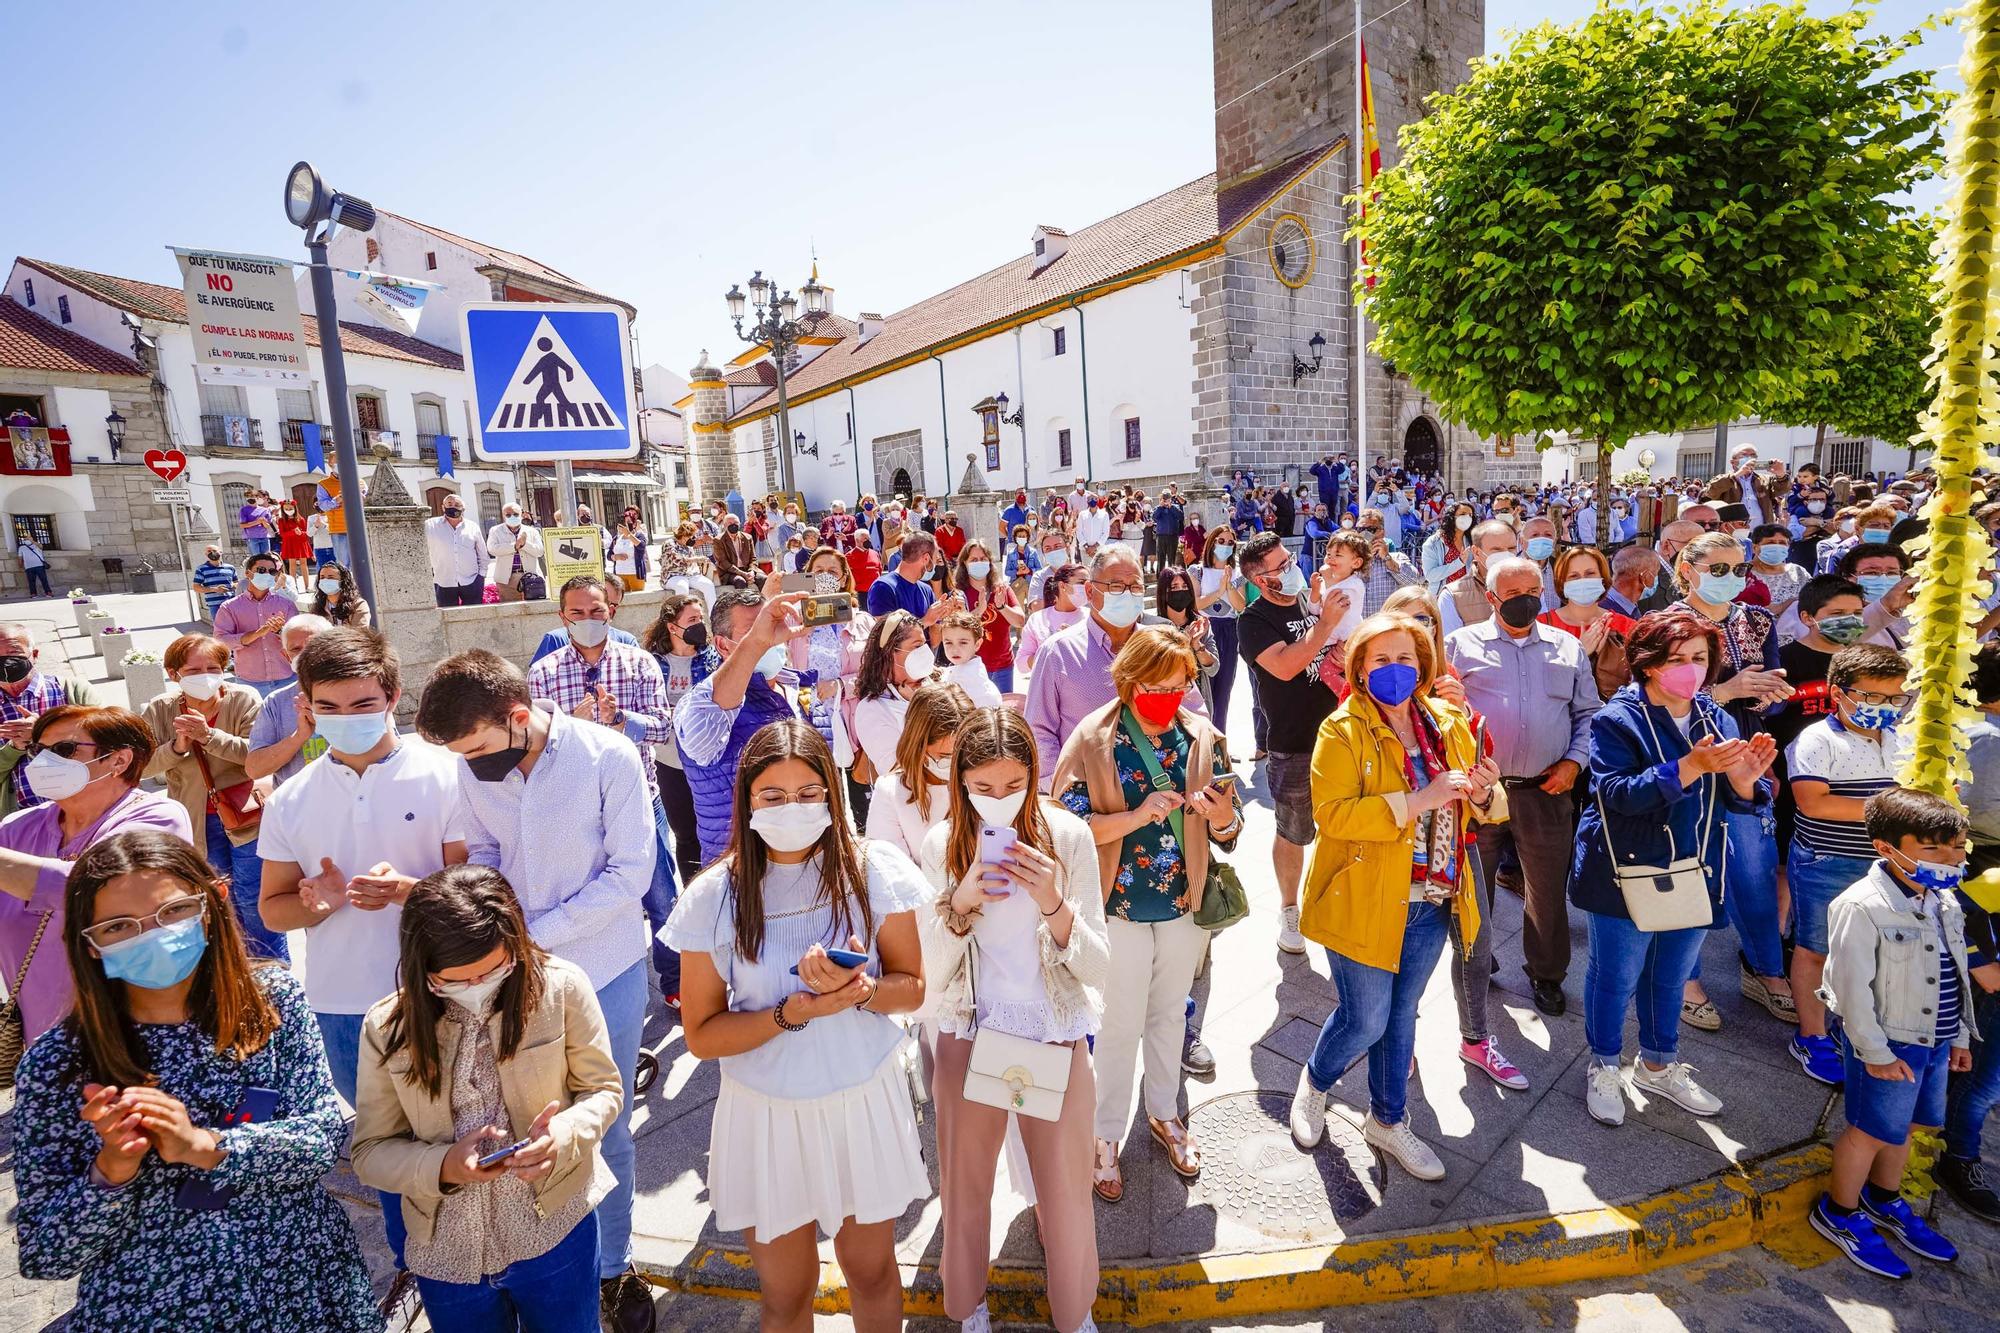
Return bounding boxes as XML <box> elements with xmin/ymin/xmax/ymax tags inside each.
<box><xmin>192</xmin><ymin>545</ymin><xmax>238</xmax><ymax>622</ymax></box>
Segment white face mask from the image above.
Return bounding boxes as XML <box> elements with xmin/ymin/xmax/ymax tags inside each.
<box><xmin>925</xmin><ymin>753</ymin><xmax>953</xmax><ymax>780</ymax></box>
<box><xmin>903</xmin><ymin>644</ymin><xmax>937</xmax><ymax>679</ymax></box>
<box><xmin>967</xmin><ymin>788</ymin><xmax>1029</xmax><ymax>827</ymax></box>
<box><xmin>749</xmin><ymin>801</ymin><xmax>833</xmax><ymax>852</ymax></box>
<box><xmin>505</xmin><ymin>514</ymin><xmax>523</xmax><ymax>529</ymax></box>
<box><xmin>430</xmin><ymin>960</ymin><xmax>515</xmax><ymax>1013</ymax></box>
<box><xmin>24</xmin><ymin>748</ymin><xmax>106</xmax><ymax>802</ymax></box>
<box><xmin>178</xmin><ymin>672</ymin><xmax>224</xmax><ymax>701</ymax></box>
<box><xmin>568</xmin><ymin>618</ymin><xmax>611</xmax><ymax>649</ymax></box>
<box><xmin>1098</xmin><ymin>591</ymin><xmax>1145</xmax><ymax>627</ymax></box>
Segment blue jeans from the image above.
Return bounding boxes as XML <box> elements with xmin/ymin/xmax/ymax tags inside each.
<box><xmin>1209</xmin><ymin>617</ymin><xmax>1239</xmax><ymax>737</ymax></box>
<box><xmin>415</xmin><ymin>1210</ymin><xmax>601</xmax><ymax>1333</ymax></box>
<box><xmin>313</xmin><ymin>1010</ymin><xmax>406</xmax><ymax>1265</ymax></box>
<box><xmin>1946</xmin><ymin>984</ymin><xmax>2000</xmax><ymax>1162</ymax></box>
<box><xmin>989</xmin><ymin>665</ymin><xmax>1015</xmax><ymax>694</ymax></box>
<box><xmin>203</xmin><ymin>813</ymin><xmax>285</xmax><ymax>962</ymax></box>
<box><xmin>313</xmin><ymin>547</ymin><xmax>336</xmax><ymax>568</ymax></box>
<box><xmin>1304</xmin><ymin>903</ymin><xmax>1450</xmax><ymax>1126</ymax></box>
<box><xmin>25</xmin><ymin>565</ymin><xmax>51</xmax><ymax>597</ymax></box>
<box><xmin>1583</xmin><ymin>910</ymin><xmax>1706</xmax><ymax>1066</ymax></box>
<box><xmin>647</xmin><ymin>795</ymin><xmax>681</xmax><ymax>995</ymax></box>
<box><xmin>245</xmin><ymin>536</ymin><xmax>273</xmax><ymax>556</ymax></box>
<box><xmin>1718</xmin><ymin>807</ymin><xmax>1784</xmax><ymax>977</ymax></box>
<box><xmin>1785</xmin><ymin>845</ymin><xmax>1872</xmax><ymax>956</ymax></box>
<box><xmin>330</xmin><ymin>532</ymin><xmax>351</xmax><ymax>565</ymax></box>
<box><xmin>594</xmin><ymin>961</ymin><xmax>646</xmax><ymax>1277</ymax></box>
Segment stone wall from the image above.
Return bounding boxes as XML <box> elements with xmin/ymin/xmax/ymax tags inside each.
<box><xmin>685</xmin><ymin>354</ymin><xmax>734</xmax><ymax>503</ymax></box>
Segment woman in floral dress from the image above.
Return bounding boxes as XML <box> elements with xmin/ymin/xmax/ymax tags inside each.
<box><xmin>1053</xmin><ymin>627</ymin><xmax>1240</xmax><ymax>1198</ymax></box>
<box><xmin>14</xmin><ymin>827</ymin><xmax>379</xmax><ymax>1331</ymax></box>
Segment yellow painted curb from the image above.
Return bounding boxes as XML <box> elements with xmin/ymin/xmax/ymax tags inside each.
<box><xmin>637</xmin><ymin>1142</ymin><xmax>1848</xmax><ymax>1325</ymax></box>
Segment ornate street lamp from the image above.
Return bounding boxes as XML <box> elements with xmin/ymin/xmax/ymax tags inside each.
<box><xmin>726</xmin><ymin>266</ymin><xmax>820</xmax><ymax>496</ymax></box>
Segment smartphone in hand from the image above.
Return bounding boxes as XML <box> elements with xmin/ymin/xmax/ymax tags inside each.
<box><xmin>789</xmin><ymin>946</ymin><xmax>871</xmax><ymax>975</ymax></box>
<box><xmin>477</xmin><ymin>1137</ymin><xmax>532</xmax><ymax>1168</ymax></box>
<box><xmin>978</xmin><ymin>824</ymin><xmax>1019</xmax><ymax>893</ymax></box>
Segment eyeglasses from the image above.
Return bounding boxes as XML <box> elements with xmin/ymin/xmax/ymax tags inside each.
<box><xmin>1359</xmin><ymin>527</ymin><xmax>1383</xmax><ymax>536</ymax></box>
<box><xmin>1089</xmin><ymin>579</ymin><xmax>1145</xmax><ymax>596</ymax></box>
<box><xmin>1699</xmin><ymin>562</ymin><xmax>1750</xmax><ymax>578</ymax></box>
<box><xmin>1408</xmin><ymin>613</ymin><xmax>1437</xmax><ymax>627</ymax></box>
<box><xmin>82</xmin><ymin>893</ymin><xmax>207</xmax><ymax>950</ymax></box>
<box><xmin>26</xmin><ymin>739</ymin><xmax>100</xmax><ymax>760</ymax></box>
<box><xmin>750</xmin><ymin>784</ymin><xmax>828</xmax><ymax>806</ymax></box>
<box><xmin>1844</xmin><ymin>688</ymin><xmax>1914</xmax><ymax>709</ymax></box>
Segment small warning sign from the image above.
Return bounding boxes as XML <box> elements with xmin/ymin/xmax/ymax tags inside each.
<box><xmin>461</xmin><ymin>302</ymin><xmax>637</xmax><ymax>462</ymax></box>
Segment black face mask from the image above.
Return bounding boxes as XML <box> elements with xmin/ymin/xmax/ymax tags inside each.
<box><xmin>0</xmin><ymin>654</ymin><xmax>31</xmax><ymax>684</ymax></box>
<box><xmin>1495</xmin><ymin>593</ymin><xmax>1542</xmax><ymax>630</ymax></box>
<box><xmin>678</xmin><ymin>622</ymin><xmax>710</xmax><ymax>651</ymax></box>
<box><xmin>1165</xmin><ymin>587</ymin><xmax>1196</xmax><ymax>613</ymax></box>
<box><xmin>465</xmin><ymin>721</ymin><xmax>529</xmax><ymax>783</ymax></box>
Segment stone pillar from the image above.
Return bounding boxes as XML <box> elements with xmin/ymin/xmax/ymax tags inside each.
<box><xmin>361</xmin><ymin>456</ymin><xmax>446</xmax><ymax>719</ymax></box>
<box><xmin>686</xmin><ymin>350</ymin><xmax>735</xmax><ymax>506</ymax></box>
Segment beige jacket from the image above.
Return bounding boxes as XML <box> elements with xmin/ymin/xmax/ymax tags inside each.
<box><xmin>351</xmin><ymin>956</ymin><xmax>623</xmax><ymax>1248</ymax></box>
<box><xmin>140</xmin><ymin>684</ymin><xmax>262</xmax><ymax>846</ymax></box>
<box><xmin>918</xmin><ymin>803</ymin><xmax>1108</xmax><ymax>1036</ymax></box>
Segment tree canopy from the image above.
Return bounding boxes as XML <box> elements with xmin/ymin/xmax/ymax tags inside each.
<box><xmin>1357</xmin><ymin>0</ymin><xmax>1946</xmax><ymax>451</ymax></box>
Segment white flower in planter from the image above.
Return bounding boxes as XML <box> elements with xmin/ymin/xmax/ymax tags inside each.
<box><xmin>122</xmin><ymin>649</ymin><xmax>162</xmax><ymax>666</ymax></box>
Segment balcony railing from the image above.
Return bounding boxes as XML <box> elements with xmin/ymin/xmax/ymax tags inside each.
<box><xmin>280</xmin><ymin>419</ymin><xmax>325</xmax><ymax>446</ymax></box>
<box><xmin>200</xmin><ymin>414</ymin><xmax>264</xmax><ymax>449</ymax></box>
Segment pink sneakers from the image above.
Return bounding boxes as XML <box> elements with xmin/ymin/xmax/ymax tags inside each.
<box><xmin>1459</xmin><ymin>1036</ymin><xmax>1529</xmax><ymax>1090</ymax></box>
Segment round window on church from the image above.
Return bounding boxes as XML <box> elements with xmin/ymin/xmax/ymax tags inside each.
<box><xmin>1268</xmin><ymin>214</ymin><xmax>1315</xmax><ymax>289</ymax></box>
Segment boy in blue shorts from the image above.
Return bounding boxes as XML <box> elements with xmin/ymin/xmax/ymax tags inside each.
<box><xmin>1784</xmin><ymin>643</ymin><xmax>1910</xmax><ymax>1085</ymax></box>
<box><xmin>1814</xmin><ymin>786</ymin><xmax>1975</xmax><ymax>1277</ymax></box>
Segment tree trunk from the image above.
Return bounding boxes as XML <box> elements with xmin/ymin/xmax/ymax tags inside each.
<box><xmin>1811</xmin><ymin>421</ymin><xmax>1827</xmax><ymax>471</ymax></box>
<box><xmin>1593</xmin><ymin>436</ymin><xmax>1613</xmax><ymax>521</ymax></box>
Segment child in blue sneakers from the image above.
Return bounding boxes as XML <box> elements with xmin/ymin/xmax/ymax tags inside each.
<box><xmin>1814</xmin><ymin>787</ymin><xmax>1975</xmax><ymax>1278</ymax></box>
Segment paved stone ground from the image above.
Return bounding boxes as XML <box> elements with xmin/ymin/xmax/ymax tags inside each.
<box><xmin>3</xmin><ymin>590</ymin><xmax>1997</xmax><ymax>1330</ymax></box>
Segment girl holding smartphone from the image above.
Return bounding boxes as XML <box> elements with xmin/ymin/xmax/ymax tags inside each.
<box><xmin>919</xmin><ymin>708</ymin><xmax>1108</xmax><ymax>1333</ymax></box>
<box><xmin>666</xmin><ymin>719</ymin><xmax>929</xmax><ymax>1333</ymax></box>
<box><xmin>353</xmin><ymin>864</ymin><xmax>623</xmax><ymax>1333</ymax></box>
<box><xmin>13</xmin><ymin>829</ymin><xmax>377</xmax><ymax>1331</ymax></box>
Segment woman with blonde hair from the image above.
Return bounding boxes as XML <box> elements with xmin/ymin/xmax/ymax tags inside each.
<box><xmin>1540</xmin><ymin>544</ymin><xmax>1635</xmax><ymax>701</ymax></box>
<box><xmin>866</xmin><ymin>681</ymin><xmax>975</xmax><ymax>858</ymax></box>
<box><xmin>1289</xmin><ymin>614</ymin><xmax>1501</xmax><ymax>1182</ymax></box>
<box><xmin>1055</xmin><ymin>627</ymin><xmax>1240</xmax><ymax>1197</ymax></box>
<box><xmin>920</xmin><ymin>708</ymin><xmax>1107</xmax><ymax>1333</ymax></box>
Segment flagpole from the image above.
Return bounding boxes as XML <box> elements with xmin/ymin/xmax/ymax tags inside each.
<box><xmin>1353</xmin><ymin>0</ymin><xmax>1368</xmax><ymax>499</ymax></box>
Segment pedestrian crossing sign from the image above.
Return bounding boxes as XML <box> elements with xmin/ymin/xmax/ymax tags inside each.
<box><xmin>461</xmin><ymin>302</ymin><xmax>638</xmax><ymax>461</ymax></box>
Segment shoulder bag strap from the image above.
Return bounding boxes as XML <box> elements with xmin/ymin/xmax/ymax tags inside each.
<box><xmin>1119</xmin><ymin>707</ymin><xmax>1185</xmax><ymax>848</ymax></box>
<box><xmin>1598</xmin><ymin>705</ymin><xmax>1682</xmax><ymax>866</ymax></box>
<box><xmin>11</xmin><ymin>912</ymin><xmax>51</xmax><ymax>995</ymax></box>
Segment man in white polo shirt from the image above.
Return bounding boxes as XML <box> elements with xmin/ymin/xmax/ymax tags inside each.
<box><xmin>256</xmin><ymin>627</ymin><xmax>465</xmax><ymax>1267</ymax></box>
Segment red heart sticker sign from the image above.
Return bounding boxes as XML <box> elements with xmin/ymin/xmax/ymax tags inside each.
<box><xmin>143</xmin><ymin>449</ymin><xmax>187</xmax><ymax>482</ymax></box>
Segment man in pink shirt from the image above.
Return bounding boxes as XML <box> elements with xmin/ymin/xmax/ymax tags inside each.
<box><xmin>212</xmin><ymin>551</ymin><xmax>299</xmax><ymax>697</ymax></box>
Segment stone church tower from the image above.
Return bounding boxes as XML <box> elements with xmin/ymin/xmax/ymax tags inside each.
<box><xmin>1203</xmin><ymin>0</ymin><xmax>1529</xmax><ymax>491</ymax></box>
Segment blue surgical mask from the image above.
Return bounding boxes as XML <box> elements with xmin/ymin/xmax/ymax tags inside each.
<box><xmin>1857</xmin><ymin>573</ymin><xmax>1903</xmax><ymax>603</ymax></box>
<box><xmin>754</xmin><ymin>644</ymin><xmax>787</xmax><ymax>679</ymax></box>
<box><xmin>250</xmin><ymin>572</ymin><xmax>277</xmax><ymax>591</ymax></box>
<box><xmin>966</xmin><ymin>560</ymin><xmax>992</xmax><ymax>580</ymax></box>
<box><xmin>1366</xmin><ymin>662</ymin><xmax>1421</xmax><ymax>707</ymax></box>
<box><xmin>1277</xmin><ymin>564</ymin><xmax>1308</xmax><ymax>598</ymax></box>
<box><xmin>1861</xmin><ymin>528</ymin><xmax>1892</xmax><ymax>545</ymax></box>
<box><xmin>1697</xmin><ymin>571</ymin><xmax>1746</xmax><ymax>603</ymax></box>
<box><xmin>1099</xmin><ymin>591</ymin><xmax>1145</xmax><ymax>628</ymax></box>
<box><xmin>1756</xmin><ymin>544</ymin><xmax>1790</xmax><ymax>566</ymax></box>
<box><xmin>314</xmin><ymin>709</ymin><xmax>390</xmax><ymax>755</ymax></box>
<box><xmin>1846</xmin><ymin>700</ymin><xmax>1901</xmax><ymax>731</ymax></box>
<box><xmin>1525</xmin><ymin>536</ymin><xmax>1556</xmax><ymax>562</ymax></box>
<box><xmin>1562</xmin><ymin>577</ymin><xmax>1605</xmax><ymax>606</ymax></box>
<box><xmin>99</xmin><ymin>915</ymin><xmax>208</xmax><ymax>990</ymax></box>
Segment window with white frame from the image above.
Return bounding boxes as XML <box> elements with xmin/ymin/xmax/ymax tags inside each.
<box><xmin>278</xmin><ymin>387</ymin><xmax>316</xmax><ymax>423</ymax></box>
<box><xmin>1826</xmin><ymin>438</ymin><xmax>1867</xmax><ymax>478</ymax></box>
<box><xmin>199</xmin><ymin>383</ymin><xmax>248</xmax><ymax>416</ymax></box>
<box><xmin>1123</xmin><ymin>417</ymin><xmax>1142</xmax><ymax>460</ymax></box>
<box><xmin>11</xmin><ymin>514</ymin><xmax>58</xmax><ymax>550</ymax></box>
<box><xmin>1052</xmin><ymin>327</ymin><xmax>1067</xmax><ymax>356</ymax></box>
<box><xmin>1056</xmin><ymin>427</ymin><xmax>1073</xmax><ymax>470</ymax></box>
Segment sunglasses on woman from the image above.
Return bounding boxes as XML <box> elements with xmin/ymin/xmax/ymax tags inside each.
<box><xmin>26</xmin><ymin>739</ymin><xmax>101</xmax><ymax>760</ymax></box>
<box><xmin>1698</xmin><ymin>562</ymin><xmax>1750</xmax><ymax>578</ymax></box>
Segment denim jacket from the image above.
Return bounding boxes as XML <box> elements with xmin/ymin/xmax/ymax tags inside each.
<box><xmin>1819</xmin><ymin>863</ymin><xmax>1976</xmax><ymax>1064</ymax></box>
<box><xmin>1568</xmin><ymin>684</ymin><xmax>1766</xmax><ymax>920</ymax></box>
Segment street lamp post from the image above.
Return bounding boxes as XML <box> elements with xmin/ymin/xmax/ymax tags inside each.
<box><xmin>725</xmin><ymin>270</ymin><xmax>824</xmax><ymax>501</ymax></box>
<box><xmin>283</xmin><ymin>160</ymin><xmax>380</xmax><ymax>609</ymax></box>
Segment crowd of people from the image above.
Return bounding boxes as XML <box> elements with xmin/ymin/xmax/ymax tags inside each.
<box><xmin>0</xmin><ymin>446</ymin><xmax>1997</xmax><ymax>1332</ymax></box>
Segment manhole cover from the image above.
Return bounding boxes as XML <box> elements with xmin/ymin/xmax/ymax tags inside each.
<box><xmin>1185</xmin><ymin>1090</ymin><xmax>1381</xmax><ymax>1240</ymax></box>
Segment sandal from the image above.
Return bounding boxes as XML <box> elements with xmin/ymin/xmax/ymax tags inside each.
<box><xmin>1680</xmin><ymin>998</ymin><xmax>1722</xmax><ymax>1032</ymax></box>
<box><xmin>1092</xmin><ymin>1138</ymin><xmax>1124</xmax><ymax>1202</ymax></box>
<box><xmin>1148</xmin><ymin>1115</ymin><xmax>1203</xmax><ymax>1178</ymax></box>
<box><xmin>1740</xmin><ymin>971</ymin><xmax>1798</xmax><ymax>1022</ymax></box>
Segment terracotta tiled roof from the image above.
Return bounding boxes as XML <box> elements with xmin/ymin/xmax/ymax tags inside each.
<box><xmin>383</xmin><ymin>212</ymin><xmax>631</xmax><ymax>310</ymax></box>
<box><xmin>14</xmin><ymin>258</ymin><xmax>460</xmax><ymax>369</ymax></box>
<box><xmin>725</xmin><ymin>361</ymin><xmax>776</xmax><ymax>387</ymax></box>
<box><xmin>0</xmin><ymin>297</ymin><xmax>144</xmax><ymax>376</ymax></box>
<box><xmin>725</xmin><ymin>138</ymin><xmax>1343</xmax><ymax>424</ymax></box>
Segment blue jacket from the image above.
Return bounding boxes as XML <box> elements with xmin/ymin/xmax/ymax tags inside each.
<box><xmin>1310</xmin><ymin>460</ymin><xmax>1341</xmax><ymax>507</ymax></box>
<box><xmin>1568</xmin><ymin>684</ymin><xmax>1767</xmax><ymax>920</ymax></box>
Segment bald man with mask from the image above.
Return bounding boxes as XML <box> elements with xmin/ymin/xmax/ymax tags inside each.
<box><xmin>1640</xmin><ymin>519</ymin><xmax>1704</xmax><ymax>614</ymax></box>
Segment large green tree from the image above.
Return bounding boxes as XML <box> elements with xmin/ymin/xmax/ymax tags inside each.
<box><xmin>1357</xmin><ymin>0</ymin><xmax>1945</xmax><ymax>487</ymax></box>
<box><xmin>1760</xmin><ymin>216</ymin><xmax>1940</xmax><ymax>467</ymax></box>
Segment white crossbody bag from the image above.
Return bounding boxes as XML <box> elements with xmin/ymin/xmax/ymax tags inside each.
<box><xmin>1598</xmin><ymin>706</ymin><xmax>1719</xmax><ymax>933</ymax></box>
<box><xmin>961</xmin><ymin>941</ymin><xmax>1072</xmax><ymax>1122</ymax></box>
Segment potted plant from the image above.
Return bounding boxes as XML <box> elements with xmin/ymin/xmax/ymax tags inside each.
<box><xmin>122</xmin><ymin>648</ymin><xmax>165</xmax><ymax>702</ymax></box>
<box><xmin>70</xmin><ymin>589</ymin><xmax>95</xmax><ymax>633</ymax></box>
<box><xmin>99</xmin><ymin>626</ymin><xmax>133</xmax><ymax>677</ymax></box>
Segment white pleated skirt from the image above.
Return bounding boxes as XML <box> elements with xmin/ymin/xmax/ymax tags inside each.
<box><xmin>709</xmin><ymin>1049</ymin><xmax>931</xmax><ymax>1240</ymax></box>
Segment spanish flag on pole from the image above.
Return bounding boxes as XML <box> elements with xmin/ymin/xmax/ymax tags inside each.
<box><xmin>1359</xmin><ymin>37</ymin><xmax>1383</xmax><ymax>287</ymax></box>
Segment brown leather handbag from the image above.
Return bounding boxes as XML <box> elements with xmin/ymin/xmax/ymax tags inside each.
<box><xmin>190</xmin><ymin>725</ymin><xmax>263</xmax><ymax>834</ymax></box>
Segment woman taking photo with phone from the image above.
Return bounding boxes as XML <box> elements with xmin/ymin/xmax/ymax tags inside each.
<box><xmin>1289</xmin><ymin>614</ymin><xmax>1501</xmax><ymax>1182</ymax></box>
<box><xmin>1054</xmin><ymin>628</ymin><xmax>1239</xmax><ymax>1198</ymax></box>
<box><xmin>666</xmin><ymin>720</ymin><xmax>929</xmax><ymax>1333</ymax></box>
<box><xmin>866</xmin><ymin>681</ymin><xmax>975</xmax><ymax>858</ymax></box>
<box><xmin>14</xmin><ymin>828</ymin><xmax>378</xmax><ymax>1331</ymax></box>
<box><xmin>920</xmin><ymin>708</ymin><xmax>1108</xmax><ymax>1333</ymax></box>
<box><xmin>353</xmin><ymin>863</ymin><xmax>623</xmax><ymax>1332</ymax></box>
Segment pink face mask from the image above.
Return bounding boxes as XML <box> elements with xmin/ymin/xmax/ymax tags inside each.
<box><xmin>1656</xmin><ymin>662</ymin><xmax>1706</xmax><ymax>700</ymax></box>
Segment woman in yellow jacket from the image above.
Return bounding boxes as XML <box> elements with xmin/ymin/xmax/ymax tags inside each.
<box><xmin>1288</xmin><ymin>613</ymin><xmax>1501</xmax><ymax>1182</ymax></box>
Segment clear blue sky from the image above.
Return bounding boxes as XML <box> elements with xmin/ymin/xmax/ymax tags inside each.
<box><xmin>8</xmin><ymin>0</ymin><xmax>1956</xmax><ymax>378</ymax></box>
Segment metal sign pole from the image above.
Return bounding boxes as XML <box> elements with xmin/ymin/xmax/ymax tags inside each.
<box><xmin>556</xmin><ymin>459</ymin><xmax>578</xmax><ymax>522</ymax></box>
<box><xmin>167</xmin><ymin>500</ymin><xmax>198</xmax><ymax>623</ymax></box>
<box><xmin>306</xmin><ymin>236</ymin><xmax>377</xmax><ymax>609</ymax></box>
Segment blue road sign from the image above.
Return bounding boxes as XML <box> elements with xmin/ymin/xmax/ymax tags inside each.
<box><xmin>461</xmin><ymin>302</ymin><xmax>638</xmax><ymax>461</ymax></box>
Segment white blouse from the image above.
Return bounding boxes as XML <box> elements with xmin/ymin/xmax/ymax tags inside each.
<box><xmin>662</xmin><ymin>840</ymin><xmax>928</xmax><ymax>1098</ymax></box>
<box><xmin>865</xmin><ymin>771</ymin><xmax>948</xmax><ymax>861</ymax></box>
<box><xmin>853</xmin><ymin>690</ymin><xmax>911</xmax><ymax>774</ymax></box>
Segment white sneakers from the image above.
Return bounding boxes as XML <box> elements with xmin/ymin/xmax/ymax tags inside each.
<box><xmin>1363</xmin><ymin>1114</ymin><xmax>1446</xmax><ymax>1180</ymax></box>
<box><xmin>1631</xmin><ymin>1061</ymin><xmax>1723</xmax><ymax>1116</ymax></box>
<box><xmin>1290</xmin><ymin>1065</ymin><xmax>1329</xmax><ymax>1148</ymax></box>
<box><xmin>961</xmin><ymin>1301</ymin><xmax>991</xmax><ymax>1332</ymax></box>
<box><xmin>1585</xmin><ymin>1062</ymin><xmax>1626</xmax><ymax>1126</ymax></box>
<box><xmin>1278</xmin><ymin>903</ymin><xmax>1307</xmax><ymax>955</ymax></box>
